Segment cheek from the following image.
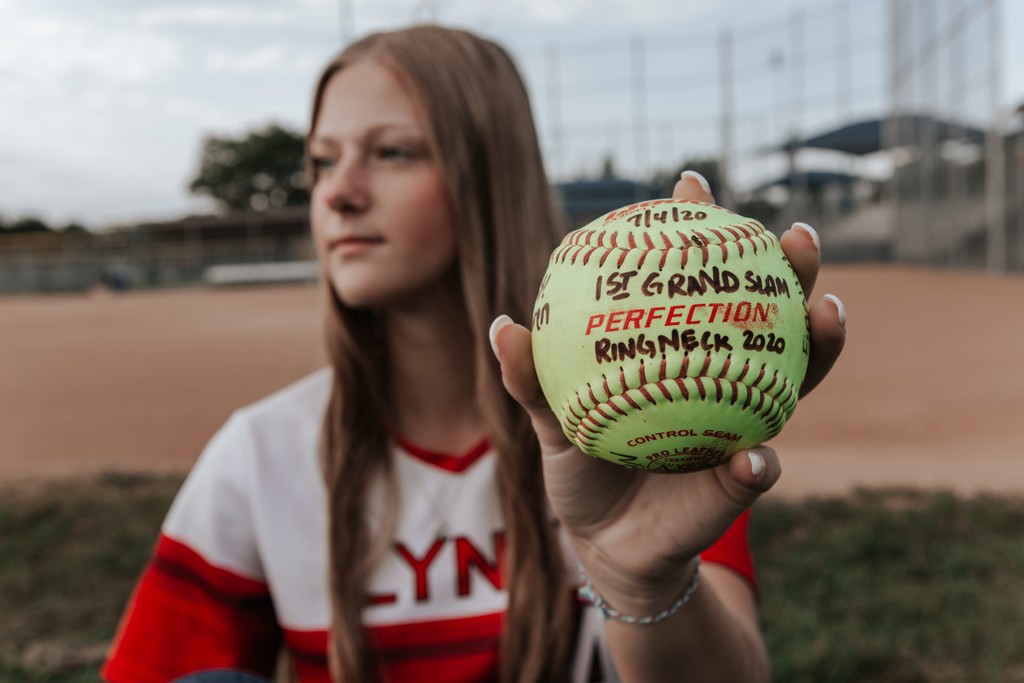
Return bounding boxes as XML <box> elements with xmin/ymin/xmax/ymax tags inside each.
<box><xmin>401</xmin><ymin>176</ymin><xmax>456</xmax><ymax>253</ymax></box>
<box><xmin>308</xmin><ymin>192</ymin><xmax>332</xmax><ymax>257</ymax></box>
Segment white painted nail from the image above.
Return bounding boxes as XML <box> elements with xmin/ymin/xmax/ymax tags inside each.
<box><xmin>823</xmin><ymin>293</ymin><xmax>846</xmax><ymax>327</ymax></box>
<box><xmin>792</xmin><ymin>222</ymin><xmax>820</xmax><ymax>252</ymax></box>
<box><xmin>680</xmin><ymin>170</ymin><xmax>712</xmax><ymax>196</ymax></box>
<box><xmin>489</xmin><ymin>314</ymin><xmax>512</xmax><ymax>358</ymax></box>
<box><xmin>748</xmin><ymin>450</ymin><xmax>766</xmax><ymax>478</ymax></box>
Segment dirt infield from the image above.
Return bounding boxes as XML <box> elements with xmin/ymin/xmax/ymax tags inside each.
<box><xmin>2</xmin><ymin>264</ymin><xmax>1022</xmax><ymax>498</ymax></box>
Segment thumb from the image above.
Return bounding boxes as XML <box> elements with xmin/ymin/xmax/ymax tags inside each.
<box><xmin>672</xmin><ymin>169</ymin><xmax>716</xmax><ymax>204</ymax></box>
<box><xmin>489</xmin><ymin>315</ymin><xmax>573</xmax><ymax>453</ymax></box>
<box><xmin>717</xmin><ymin>445</ymin><xmax>782</xmax><ymax>507</ymax></box>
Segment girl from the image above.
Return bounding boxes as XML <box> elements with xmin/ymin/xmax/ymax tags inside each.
<box><xmin>103</xmin><ymin>25</ymin><xmax>845</xmax><ymax>683</ymax></box>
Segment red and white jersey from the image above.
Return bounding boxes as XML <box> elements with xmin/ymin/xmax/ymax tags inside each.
<box><xmin>103</xmin><ymin>368</ymin><xmax>755</xmax><ymax>683</ymax></box>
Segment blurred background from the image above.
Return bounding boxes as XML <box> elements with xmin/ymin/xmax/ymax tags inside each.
<box><xmin>1</xmin><ymin>0</ymin><xmax>1022</xmax><ymax>291</ymax></box>
<box><xmin>3</xmin><ymin>1</ymin><xmax>1024</xmax><ymax>680</ymax></box>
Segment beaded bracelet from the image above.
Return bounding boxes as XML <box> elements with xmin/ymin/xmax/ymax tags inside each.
<box><xmin>576</xmin><ymin>558</ymin><xmax>701</xmax><ymax>625</ymax></box>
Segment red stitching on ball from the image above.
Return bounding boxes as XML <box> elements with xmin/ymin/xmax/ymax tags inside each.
<box><xmin>552</xmin><ymin>217</ymin><xmax>797</xmax><ymax>446</ymax></box>
<box><xmin>655</xmin><ymin>381</ymin><xmax>673</xmax><ymax>401</ymax></box>
<box><xmin>736</xmin><ymin>358</ymin><xmax>750</xmax><ymax>384</ymax></box>
<box><xmin>695</xmin><ymin>377</ymin><xmax>707</xmax><ymax>400</ymax></box>
<box><xmin>753</xmin><ymin>363</ymin><xmax>767</xmax><ymax>388</ymax></box>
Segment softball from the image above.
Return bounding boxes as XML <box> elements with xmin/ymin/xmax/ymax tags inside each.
<box><xmin>531</xmin><ymin>199</ymin><xmax>809</xmax><ymax>473</ymax></box>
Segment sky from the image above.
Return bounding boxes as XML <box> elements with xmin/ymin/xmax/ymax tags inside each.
<box><xmin>1</xmin><ymin>0</ymin><xmax>1022</xmax><ymax>230</ymax></box>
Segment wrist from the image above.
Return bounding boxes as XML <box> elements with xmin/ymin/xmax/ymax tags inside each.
<box><xmin>577</xmin><ymin>556</ymin><xmax>701</xmax><ymax>622</ymax></box>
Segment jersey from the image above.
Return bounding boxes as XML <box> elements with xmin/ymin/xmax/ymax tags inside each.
<box><xmin>102</xmin><ymin>368</ymin><xmax>755</xmax><ymax>683</ymax></box>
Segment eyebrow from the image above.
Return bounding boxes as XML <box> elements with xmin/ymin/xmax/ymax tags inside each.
<box><xmin>310</xmin><ymin>122</ymin><xmax>421</xmax><ymax>145</ymax></box>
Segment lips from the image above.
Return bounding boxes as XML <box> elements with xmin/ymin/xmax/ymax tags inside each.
<box><xmin>328</xmin><ymin>234</ymin><xmax>384</xmax><ymax>256</ymax></box>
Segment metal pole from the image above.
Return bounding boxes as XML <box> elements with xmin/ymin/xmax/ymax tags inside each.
<box><xmin>837</xmin><ymin>0</ymin><xmax>851</xmax><ymax>121</ymax></box>
<box><xmin>883</xmin><ymin>0</ymin><xmax>903</xmax><ymax>261</ymax></box>
<box><xmin>948</xmin><ymin>0</ymin><xmax>967</xmax><ymax>266</ymax></box>
<box><xmin>985</xmin><ymin>0</ymin><xmax>1006</xmax><ymax>272</ymax></box>
<box><xmin>546</xmin><ymin>43</ymin><xmax>563</xmax><ymax>180</ymax></box>
<box><xmin>789</xmin><ymin>9</ymin><xmax>805</xmax><ymax>226</ymax></box>
<box><xmin>339</xmin><ymin>0</ymin><xmax>355</xmax><ymax>46</ymax></box>
<box><xmin>919</xmin><ymin>0</ymin><xmax>937</xmax><ymax>263</ymax></box>
<box><xmin>719</xmin><ymin>28</ymin><xmax>734</xmax><ymax>209</ymax></box>
<box><xmin>631</xmin><ymin>35</ymin><xmax>648</xmax><ymax>197</ymax></box>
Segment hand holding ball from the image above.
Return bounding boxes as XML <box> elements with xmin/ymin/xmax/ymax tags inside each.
<box><xmin>531</xmin><ymin>200</ymin><xmax>809</xmax><ymax>473</ymax></box>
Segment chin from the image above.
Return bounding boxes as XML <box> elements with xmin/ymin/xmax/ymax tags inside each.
<box><xmin>329</xmin><ymin>274</ymin><xmax>404</xmax><ymax>310</ymax></box>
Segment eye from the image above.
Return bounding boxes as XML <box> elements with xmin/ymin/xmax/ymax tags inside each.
<box><xmin>377</xmin><ymin>145</ymin><xmax>415</xmax><ymax>162</ymax></box>
<box><xmin>310</xmin><ymin>156</ymin><xmax>337</xmax><ymax>173</ymax></box>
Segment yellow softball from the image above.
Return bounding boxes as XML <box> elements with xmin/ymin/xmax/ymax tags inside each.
<box><xmin>531</xmin><ymin>199</ymin><xmax>809</xmax><ymax>473</ymax></box>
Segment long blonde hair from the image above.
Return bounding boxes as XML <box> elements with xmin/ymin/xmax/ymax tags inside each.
<box><xmin>308</xmin><ymin>25</ymin><xmax>573</xmax><ymax>682</ymax></box>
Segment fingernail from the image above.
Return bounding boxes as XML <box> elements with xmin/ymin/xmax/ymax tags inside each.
<box><xmin>748</xmin><ymin>450</ymin><xmax>766</xmax><ymax>478</ymax></box>
<box><xmin>489</xmin><ymin>314</ymin><xmax>512</xmax><ymax>358</ymax></box>
<box><xmin>792</xmin><ymin>222</ymin><xmax>820</xmax><ymax>252</ymax></box>
<box><xmin>680</xmin><ymin>170</ymin><xmax>712</xmax><ymax>196</ymax></box>
<box><xmin>823</xmin><ymin>293</ymin><xmax>846</xmax><ymax>327</ymax></box>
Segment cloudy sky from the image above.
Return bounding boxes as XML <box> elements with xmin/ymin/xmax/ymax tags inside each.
<box><xmin>2</xmin><ymin>0</ymin><xmax>1022</xmax><ymax>229</ymax></box>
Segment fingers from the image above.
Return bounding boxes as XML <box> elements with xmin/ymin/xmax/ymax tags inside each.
<box><xmin>722</xmin><ymin>446</ymin><xmax>782</xmax><ymax>503</ymax></box>
<box><xmin>780</xmin><ymin>222</ymin><xmax>821</xmax><ymax>299</ymax></box>
<box><xmin>489</xmin><ymin>315</ymin><xmax>573</xmax><ymax>451</ymax></box>
<box><xmin>801</xmin><ymin>293</ymin><xmax>847</xmax><ymax>396</ymax></box>
<box><xmin>777</xmin><ymin>221</ymin><xmax>847</xmax><ymax>396</ymax></box>
<box><xmin>672</xmin><ymin>170</ymin><xmax>716</xmax><ymax>204</ymax></box>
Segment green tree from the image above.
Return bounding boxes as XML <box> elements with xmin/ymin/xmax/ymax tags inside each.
<box><xmin>2</xmin><ymin>217</ymin><xmax>52</xmax><ymax>233</ymax></box>
<box><xmin>651</xmin><ymin>158</ymin><xmax>779</xmax><ymax>226</ymax></box>
<box><xmin>189</xmin><ymin>123</ymin><xmax>309</xmax><ymax>212</ymax></box>
<box><xmin>651</xmin><ymin>157</ymin><xmax>723</xmax><ymax>197</ymax></box>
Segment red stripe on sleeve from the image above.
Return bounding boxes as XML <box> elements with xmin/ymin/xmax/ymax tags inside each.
<box><xmin>283</xmin><ymin>613</ymin><xmax>505</xmax><ymax>683</ymax></box>
<box><xmin>282</xmin><ymin>629</ymin><xmax>332</xmax><ymax>683</ymax></box>
<box><xmin>102</xmin><ymin>534</ymin><xmax>281</xmax><ymax>683</ymax></box>
<box><xmin>369</xmin><ymin>612</ymin><xmax>503</xmax><ymax>682</ymax></box>
<box><xmin>700</xmin><ymin>509</ymin><xmax>756</xmax><ymax>588</ymax></box>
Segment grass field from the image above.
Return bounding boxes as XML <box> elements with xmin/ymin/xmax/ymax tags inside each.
<box><xmin>2</xmin><ymin>475</ymin><xmax>1024</xmax><ymax>682</ymax></box>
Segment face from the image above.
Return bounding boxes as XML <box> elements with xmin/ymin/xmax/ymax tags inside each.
<box><xmin>308</xmin><ymin>59</ymin><xmax>457</xmax><ymax>310</ymax></box>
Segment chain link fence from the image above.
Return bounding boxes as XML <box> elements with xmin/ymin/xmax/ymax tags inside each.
<box><xmin>2</xmin><ymin>0</ymin><xmax>1018</xmax><ymax>294</ymax></box>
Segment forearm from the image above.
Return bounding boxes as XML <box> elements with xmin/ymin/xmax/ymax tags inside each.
<box><xmin>588</xmin><ymin>561</ymin><xmax>770</xmax><ymax>683</ymax></box>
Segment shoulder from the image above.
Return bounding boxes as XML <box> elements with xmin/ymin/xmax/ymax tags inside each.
<box><xmin>169</xmin><ymin>367</ymin><xmax>333</xmax><ymax>519</ymax></box>
<box><xmin>237</xmin><ymin>366</ymin><xmax>333</xmax><ymax>428</ymax></box>
<box><xmin>162</xmin><ymin>368</ymin><xmax>334</xmax><ymax>577</ymax></box>
<box><xmin>205</xmin><ymin>366</ymin><xmax>333</xmax><ymax>490</ymax></box>
<box><xmin>212</xmin><ymin>367</ymin><xmax>332</xmax><ymax>457</ymax></box>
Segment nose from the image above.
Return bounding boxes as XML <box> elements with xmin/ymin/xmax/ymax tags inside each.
<box><xmin>319</xmin><ymin>157</ymin><xmax>369</xmax><ymax>213</ymax></box>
